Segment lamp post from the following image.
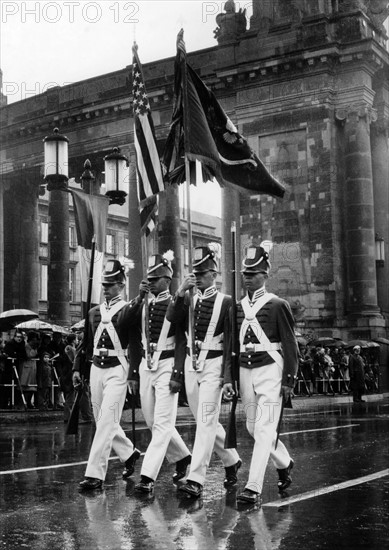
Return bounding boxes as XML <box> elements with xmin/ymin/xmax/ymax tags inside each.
<box><xmin>104</xmin><ymin>147</ymin><xmax>129</xmax><ymax>206</ymax></box>
<box><xmin>43</xmin><ymin>128</ymin><xmax>70</xmax><ymax>325</ymax></box>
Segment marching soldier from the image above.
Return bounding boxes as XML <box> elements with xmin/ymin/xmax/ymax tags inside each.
<box><xmin>74</xmin><ymin>260</ymin><xmax>142</xmax><ymax>491</ymax></box>
<box><xmin>169</xmin><ymin>243</ymin><xmax>241</xmax><ymax>499</ymax></box>
<box><xmin>128</xmin><ymin>252</ymin><xmax>192</xmax><ymax>493</ymax></box>
<box><xmin>223</xmin><ymin>243</ymin><xmax>298</xmax><ymax>505</ymax></box>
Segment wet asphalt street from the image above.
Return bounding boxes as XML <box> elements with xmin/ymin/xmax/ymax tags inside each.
<box><xmin>0</xmin><ymin>396</ymin><xmax>388</xmax><ymax>550</ymax></box>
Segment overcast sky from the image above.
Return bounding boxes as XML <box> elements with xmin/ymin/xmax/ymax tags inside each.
<box><xmin>1</xmin><ymin>0</ymin><xmax>247</xmax><ymax>216</ymax></box>
<box><xmin>1</xmin><ymin>0</ymin><xmax>253</xmax><ymax>103</ymax></box>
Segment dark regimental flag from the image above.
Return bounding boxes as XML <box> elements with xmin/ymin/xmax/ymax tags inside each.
<box><xmin>162</xmin><ymin>29</ymin><xmax>285</xmax><ymax>199</ymax></box>
<box><xmin>70</xmin><ymin>189</ymin><xmax>110</xmax><ymax>306</ymax></box>
<box><xmin>132</xmin><ymin>44</ymin><xmax>164</xmax><ymax>235</ymax></box>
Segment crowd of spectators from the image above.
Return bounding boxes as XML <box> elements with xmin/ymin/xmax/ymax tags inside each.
<box><xmin>0</xmin><ymin>329</ymin><xmax>93</xmax><ymax>422</ymax></box>
<box><xmin>296</xmin><ymin>342</ymin><xmax>380</xmax><ymax>400</ymax></box>
<box><xmin>0</xmin><ymin>330</ymin><xmax>382</xmax><ymax>412</ymax></box>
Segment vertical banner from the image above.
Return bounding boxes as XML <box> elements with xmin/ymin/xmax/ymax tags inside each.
<box><xmin>70</xmin><ymin>189</ymin><xmax>110</xmax><ymax>308</ymax></box>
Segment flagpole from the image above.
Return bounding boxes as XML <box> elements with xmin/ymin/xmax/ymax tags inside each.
<box><xmin>178</xmin><ymin>29</ymin><xmax>197</xmax><ymax>370</ymax></box>
<box><xmin>141</xmin><ymin>233</ymin><xmax>152</xmax><ymax>369</ymax></box>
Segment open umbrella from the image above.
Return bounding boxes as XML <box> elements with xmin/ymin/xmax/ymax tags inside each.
<box><xmin>330</xmin><ymin>340</ymin><xmax>348</xmax><ymax>348</ymax></box>
<box><xmin>345</xmin><ymin>339</ymin><xmax>370</xmax><ymax>349</ymax></box>
<box><xmin>366</xmin><ymin>341</ymin><xmax>380</xmax><ymax>348</ymax></box>
<box><xmin>71</xmin><ymin>319</ymin><xmax>85</xmax><ymax>331</ymax></box>
<box><xmin>0</xmin><ymin>309</ymin><xmax>39</xmax><ymax>331</ymax></box>
<box><xmin>15</xmin><ymin>320</ymin><xmax>55</xmax><ymax>332</ymax></box>
<box><xmin>311</xmin><ymin>337</ymin><xmax>335</xmax><ymax>347</ymax></box>
<box><xmin>372</xmin><ymin>337</ymin><xmax>389</xmax><ymax>345</ymax></box>
<box><xmin>50</xmin><ymin>324</ymin><xmax>70</xmax><ymax>335</ymax></box>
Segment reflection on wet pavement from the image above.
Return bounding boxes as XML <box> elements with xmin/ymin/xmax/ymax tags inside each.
<box><xmin>0</xmin><ymin>399</ymin><xmax>388</xmax><ymax>549</ymax></box>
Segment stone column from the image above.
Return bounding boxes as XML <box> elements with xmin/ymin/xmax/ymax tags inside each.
<box><xmin>335</xmin><ymin>104</ymin><xmax>381</xmax><ymax>320</ymax></box>
<box><xmin>221</xmin><ymin>186</ymin><xmax>241</xmax><ymax>296</ymax></box>
<box><xmin>371</xmin><ymin>120</ymin><xmax>389</xmax><ymax>317</ymax></box>
<box><xmin>47</xmin><ymin>189</ymin><xmax>70</xmax><ymax>325</ymax></box>
<box><xmin>0</xmin><ymin>182</ymin><xmax>4</xmax><ymax>312</ymax></box>
<box><xmin>20</xmin><ymin>182</ymin><xmax>40</xmax><ymax>312</ymax></box>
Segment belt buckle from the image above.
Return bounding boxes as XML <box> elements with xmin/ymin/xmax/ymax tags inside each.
<box><xmin>245</xmin><ymin>342</ymin><xmax>255</xmax><ymax>352</ymax></box>
<box><xmin>99</xmin><ymin>348</ymin><xmax>109</xmax><ymax>357</ymax></box>
<box><xmin>149</xmin><ymin>342</ymin><xmax>157</xmax><ymax>353</ymax></box>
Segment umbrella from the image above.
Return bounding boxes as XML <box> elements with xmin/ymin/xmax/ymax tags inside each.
<box><xmin>345</xmin><ymin>339</ymin><xmax>370</xmax><ymax>349</ymax></box>
<box><xmin>373</xmin><ymin>337</ymin><xmax>389</xmax><ymax>345</ymax></box>
<box><xmin>366</xmin><ymin>341</ymin><xmax>380</xmax><ymax>348</ymax></box>
<box><xmin>311</xmin><ymin>337</ymin><xmax>335</xmax><ymax>347</ymax></box>
<box><xmin>15</xmin><ymin>320</ymin><xmax>55</xmax><ymax>332</ymax></box>
<box><xmin>71</xmin><ymin>319</ymin><xmax>85</xmax><ymax>331</ymax></box>
<box><xmin>0</xmin><ymin>309</ymin><xmax>39</xmax><ymax>331</ymax></box>
<box><xmin>50</xmin><ymin>324</ymin><xmax>70</xmax><ymax>335</ymax></box>
<box><xmin>330</xmin><ymin>340</ymin><xmax>348</xmax><ymax>348</ymax></box>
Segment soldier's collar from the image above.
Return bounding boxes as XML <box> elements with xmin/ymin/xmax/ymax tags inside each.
<box><xmin>155</xmin><ymin>290</ymin><xmax>171</xmax><ymax>302</ymax></box>
<box><xmin>248</xmin><ymin>286</ymin><xmax>266</xmax><ymax>304</ymax></box>
<box><xmin>105</xmin><ymin>294</ymin><xmax>123</xmax><ymax>309</ymax></box>
<box><xmin>197</xmin><ymin>286</ymin><xmax>217</xmax><ymax>299</ymax></box>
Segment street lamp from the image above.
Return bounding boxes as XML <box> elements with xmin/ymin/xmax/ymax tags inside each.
<box><xmin>43</xmin><ymin>127</ymin><xmax>69</xmax><ymax>190</ymax></box>
<box><xmin>104</xmin><ymin>147</ymin><xmax>129</xmax><ymax>205</ymax></box>
<box><xmin>42</xmin><ymin>127</ymin><xmax>70</xmax><ymax>325</ymax></box>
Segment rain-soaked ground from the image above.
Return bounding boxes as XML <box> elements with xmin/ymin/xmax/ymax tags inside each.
<box><xmin>0</xmin><ymin>396</ymin><xmax>388</xmax><ymax>550</ymax></box>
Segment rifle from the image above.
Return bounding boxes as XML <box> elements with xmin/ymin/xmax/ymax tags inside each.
<box><xmin>225</xmin><ymin>222</ymin><xmax>239</xmax><ymax>449</ymax></box>
<box><xmin>8</xmin><ymin>357</ymin><xmax>28</xmax><ymax>411</ymax></box>
<box><xmin>66</xmin><ymin>237</ymin><xmax>95</xmax><ymax>435</ymax></box>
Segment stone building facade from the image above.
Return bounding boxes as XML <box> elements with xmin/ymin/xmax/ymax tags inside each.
<box><xmin>0</xmin><ymin>0</ymin><xmax>388</xmax><ymax>344</ymax></box>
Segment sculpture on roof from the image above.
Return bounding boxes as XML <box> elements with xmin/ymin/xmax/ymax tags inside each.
<box><xmin>214</xmin><ymin>0</ymin><xmax>247</xmax><ymax>44</ymax></box>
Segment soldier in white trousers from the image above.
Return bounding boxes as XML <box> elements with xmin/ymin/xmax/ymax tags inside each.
<box><xmin>169</xmin><ymin>244</ymin><xmax>241</xmax><ymax>499</ymax></box>
<box><xmin>128</xmin><ymin>252</ymin><xmax>191</xmax><ymax>493</ymax></box>
<box><xmin>74</xmin><ymin>260</ymin><xmax>142</xmax><ymax>491</ymax></box>
<box><xmin>223</xmin><ymin>244</ymin><xmax>298</xmax><ymax>505</ymax></box>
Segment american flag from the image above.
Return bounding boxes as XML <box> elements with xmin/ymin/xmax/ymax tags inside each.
<box><xmin>132</xmin><ymin>43</ymin><xmax>164</xmax><ymax>235</ymax></box>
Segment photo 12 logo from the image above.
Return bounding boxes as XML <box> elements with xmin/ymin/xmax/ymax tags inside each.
<box><xmin>1</xmin><ymin>1</ymin><xmax>140</xmax><ymax>24</ymax></box>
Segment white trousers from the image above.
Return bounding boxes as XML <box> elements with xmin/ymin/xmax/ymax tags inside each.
<box><xmin>185</xmin><ymin>355</ymin><xmax>240</xmax><ymax>486</ymax></box>
<box><xmin>86</xmin><ymin>362</ymin><xmax>135</xmax><ymax>480</ymax></box>
<box><xmin>239</xmin><ymin>362</ymin><xmax>291</xmax><ymax>494</ymax></box>
<box><xmin>139</xmin><ymin>357</ymin><xmax>191</xmax><ymax>481</ymax></box>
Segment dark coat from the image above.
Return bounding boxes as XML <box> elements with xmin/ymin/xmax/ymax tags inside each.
<box><xmin>349</xmin><ymin>353</ymin><xmax>365</xmax><ymax>390</ymax></box>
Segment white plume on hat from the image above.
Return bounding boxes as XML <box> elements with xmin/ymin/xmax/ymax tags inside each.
<box><xmin>119</xmin><ymin>257</ymin><xmax>135</xmax><ymax>275</ymax></box>
<box><xmin>162</xmin><ymin>250</ymin><xmax>174</xmax><ymax>263</ymax></box>
<box><xmin>260</xmin><ymin>240</ymin><xmax>273</xmax><ymax>254</ymax></box>
<box><xmin>208</xmin><ymin>242</ymin><xmax>222</xmax><ymax>259</ymax></box>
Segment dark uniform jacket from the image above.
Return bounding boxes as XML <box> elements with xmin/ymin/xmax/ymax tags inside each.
<box><xmin>224</xmin><ymin>294</ymin><xmax>298</xmax><ymax>388</ymax></box>
<box><xmin>167</xmin><ymin>289</ymin><xmax>232</xmax><ymax>377</ymax></box>
<box><xmin>74</xmin><ymin>296</ymin><xmax>143</xmax><ymax>380</ymax></box>
<box><xmin>127</xmin><ymin>292</ymin><xmax>186</xmax><ymax>384</ymax></box>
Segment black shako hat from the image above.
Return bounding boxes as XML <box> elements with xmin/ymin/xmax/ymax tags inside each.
<box><xmin>101</xmin><ymin>259</ymin><xmax>126</xmax><ymax>284</ymax></box>
<box><xmin>147</xmin><ymin>251</ymin><xmax>174</xmax><ymax>279</ymax></box>
<box><xmin>192</xmin><ymin>243</ymin><xmax>221</xmax><ymax>273</ymax></box>
<box><xmin>241</xmin><ymin>242</ymin><xmax>273</xmax><ymax>274</ymax></box>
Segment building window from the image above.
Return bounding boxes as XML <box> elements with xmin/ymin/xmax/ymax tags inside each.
<box><xmin>69</xmin><ymin>226</ymin><xmax>77</xmax><ymax>248</ymax></box>
<box><xmin>69</xmin><ymin>267</ymin><xmax>76</xmax><ymax>302</ymax></box>
<box><xmin>40</xmin><ymin>221</ymin><xmax>48</xmax><ymax>244</ymax></box>
<box><xmin>106</xmin><ymin>234</ymin><xmax>115</xmax><ymax>255</ymax></box>
<box><xmin>40</xmin><ymin>265</ymin><xmax>48</xmax><ymax>301</ymax></box>
<box><xmin>124</xmin><ymin>237</ymin><xmax>129</xmax><ymax>257</ymax></box>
